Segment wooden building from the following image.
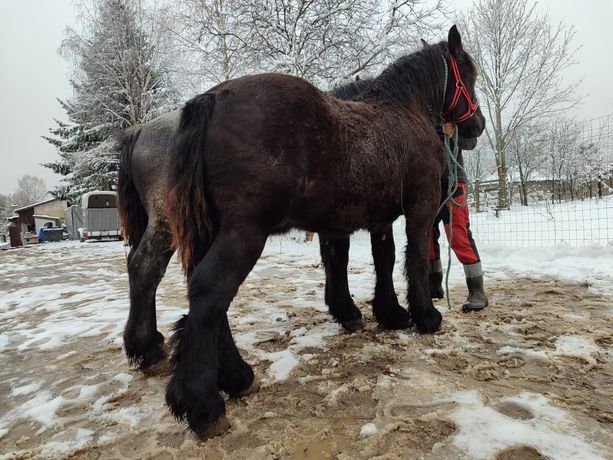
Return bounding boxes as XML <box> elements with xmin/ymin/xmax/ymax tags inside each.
<box><xmin>8</xmin><ymin>198</ymin><xmax>68</xmax><ymax>247</ymax></box>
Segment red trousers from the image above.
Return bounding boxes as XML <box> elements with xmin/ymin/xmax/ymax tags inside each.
<box><xmin>429</xmin><ymin>181</ymin><xmax>480</xmax><ymax>265</ymax></box>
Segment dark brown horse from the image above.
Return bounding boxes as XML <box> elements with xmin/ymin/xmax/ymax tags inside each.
<box><xmin>163</xmin><ymin>26</ymin><xmax>484</xmax><ymax>437</ymax></box>
<box><xmin>118</xmin><ymin>79</ymin><xmax>403</xmax><ymax>373</ymax></box>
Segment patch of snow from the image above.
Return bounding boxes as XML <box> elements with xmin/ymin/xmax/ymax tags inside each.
<box><xmin>359</xmin><ymin>422</ymin><xmax>378</xmax><ymax>438</ymax></box>
<box><xmin>553</xmin><ymin>335</ymin><xmax>600</xmax><ymax>364</ymax></box>
<box><xmin>497</xmin><ymin>345</ymin><xmax>549</xmax><ymax>360</ymax></box>
<box><xmin>445</xmin><ymin>391</ymin><xmax>607</xmax><ymax>460</ymax></box>
<box><xmin>78</xmin><ymin>384</ymin><xmax>99</xmax><ymax>399</ymax></box>
<box><xmin>113</xmin><ymin>372</ymin><xmax>133</xmax><ymax>385</ymax></box>
<box><xmin>10</xmin><ymin>382</ymin><xmax>41</xmax><ymax>396</ymax></box>
<box><xmin>42</xmin><ymin>428</ymin><xmax>94</xmax><ymax>456</ymax></box>
<box><xmin>267</xmin><ymin>349</ymin><xmax>299</xmax><ymax>382</ymax></box>
<box><xmin>8</xmin><ymin>392</ymin><xmax>65</xmax><ymax>428</ymax></box>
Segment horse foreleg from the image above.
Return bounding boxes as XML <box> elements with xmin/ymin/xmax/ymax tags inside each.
<box><xmin>166</xmin><ymin>226</ymin><xmax>267</xmax><ymax>439</ymax></box>
<box><xmin>404</xmin><ymin>208</ymin><xmax>443</xmax><ymax>333</ymax></box>
<box><xmin>124</xmin><ymin>222</ymin><xmax>173</xmax><ymax>369</ymax></box>
<box><xmin>319</xmin><ymin>235</ymin><xmax>363</xmax><ymax>331</ymax></box>
<box><xmin>371</xmin><ymin>227</ymin><xmax>411</xmax><ymax>329</ymax></box>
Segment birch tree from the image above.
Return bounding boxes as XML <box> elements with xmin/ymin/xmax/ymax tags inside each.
<box><xmin>458</xmin><ymin>0</ymin><xmax>581</xmax><ymax>209</ymax></box>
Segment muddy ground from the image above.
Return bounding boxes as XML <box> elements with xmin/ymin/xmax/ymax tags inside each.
<box><xmin>0</xmin><ymin>241</ymin><xmax>611</xmax><ymax>459</ymax></box>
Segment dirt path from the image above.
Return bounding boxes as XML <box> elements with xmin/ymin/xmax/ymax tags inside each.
<box><xmin>0</xmin><ymin>242</ymin><xmax>611</xmax><ymax>459</ymax></box>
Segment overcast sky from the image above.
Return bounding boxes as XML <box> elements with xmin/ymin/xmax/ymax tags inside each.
<box><xmin>0</xmin><ymin>0</ymin><xmax>612</xmax><ymax>196</ymax></box>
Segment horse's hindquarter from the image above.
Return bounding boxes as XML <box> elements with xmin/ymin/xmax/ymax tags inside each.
<box><xmin>131</xmin><ymin>110</ymin><xmax>180</xmax><ymax>220</ymax></box>
<box><xmin>203</xmin><ymin>74</ymin><xmax>344</xmax><ymax>229</ymax></box>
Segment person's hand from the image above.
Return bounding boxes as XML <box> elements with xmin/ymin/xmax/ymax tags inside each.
<box><xmin>442</xmin><ymin>121</ymin><xmax>456</xmax><ymax>137</ymax></box>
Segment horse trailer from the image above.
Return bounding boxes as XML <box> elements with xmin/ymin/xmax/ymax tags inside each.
<box><xmin>78</xmin><ymin>191</ymin><xmax>122</xmax><ymax>241</ymax></box>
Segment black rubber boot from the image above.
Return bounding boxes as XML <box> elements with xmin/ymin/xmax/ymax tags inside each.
<box><xmin>462</xmin><ymin>262</ymin><xmax>489</xmax><ymax>311</ymax></box>
<box><xmin>429</xmin><ymin>260</ymin><xmax>445</xmax><ymax>299</ymax></box>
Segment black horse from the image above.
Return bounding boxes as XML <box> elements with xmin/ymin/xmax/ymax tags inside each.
<box><xmin>119</xmin><ymin>84</ymin><xmax>395</xmax><ymax>368</ymax></box>
<box><xmin>319</xmin><ymin>77</ymin><xmax>404</xmax><ymax>332</ymax></box>
<box><xmin>118</xmin><ymin>76</ymin><xmax>411</xmax><ymax>373</ymax></box>
<box><xmin>161</xmin><ymin>26</ymin><xmax>484</xmax><ymax>437</ymax></box>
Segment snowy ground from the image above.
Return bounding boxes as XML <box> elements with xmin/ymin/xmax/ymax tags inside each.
<box><xmin>0</xmin><ymin>218</ymin><xmax>612</xmax><ymax>459</ymax></box>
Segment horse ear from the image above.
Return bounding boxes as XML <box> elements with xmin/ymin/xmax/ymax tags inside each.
<box><xmin>355</xmin><ymin>75</ymin><xmax>361</xmax><ymax>81</ymax></box>
<box><xmin>420</xmin><ymin>38</ymin><xmax>429</xmax><ymax>48</ymax></box>
<box><xmin>448</xmin><ymin>25</ymin><xmax>463</xmax><ymax>55</ymax></box>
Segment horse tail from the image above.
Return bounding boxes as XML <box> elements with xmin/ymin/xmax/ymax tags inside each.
<box><xmin>117</xmin><ymin>127</ymin><xmax>148</xmax><ymax>248</ymax></box>
<box><xmin>166</xmin><ymin>93</ymin><xmax>216</xmax><ymax>277</ymax></box>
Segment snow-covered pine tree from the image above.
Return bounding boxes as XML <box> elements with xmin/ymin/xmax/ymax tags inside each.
<box><xmin>44</xmin><ymin>0</ymin><xmax>177</xmax><ymax>199</ymax></box>
<box><xmin>0</xmin><ymin>194</ymin><xmax>12</xmax><ymax>236</ymax></box>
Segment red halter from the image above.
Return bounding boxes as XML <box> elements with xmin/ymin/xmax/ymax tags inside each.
<box><xmin>443</xmin><ymin>55</ymin><xmax>480</xmax><ymax>123</ymax></box>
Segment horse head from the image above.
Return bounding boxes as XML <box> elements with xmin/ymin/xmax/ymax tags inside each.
<box><xmin>442</xmin><ymin>25</ymin><xmax>485</xmax><ymax>139</ymax></box>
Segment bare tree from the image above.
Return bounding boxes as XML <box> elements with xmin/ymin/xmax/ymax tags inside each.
<box><xmin>458</xmin><ymin>0</ymin><xmax>582</xmax><ymax>209</ymax></box>
<box><xmin>155</xmin><ymin>0</ymin><xmax>255</xmax><ymax>94</ymax></box>
<box><xmin>12</xmin><ymin>176</ymin><xmax>48</xmax><ymax>207</ymax></box>
<box><xmin>463</xmin><ymin>144</ymin><xmax>496</xmax><ymax>212</ymax></box>
<box><xmin>159</xmin><ymin>0</ymin><xmax>447</xmax><ymax>91</ymax></box>
<box><xmin>541</xmin><ymin>117</ymin><xmax>581</xmax><ymax>204</ymax></box>
<box><xmin>245</xmin><ymin>0</ymin><xmax>447</xmax><ymax>86</ymax></box>
<box><xmin>508</xmin><ymin>124</ymin><xmax>547</xmax><ymax>206</ymax></box>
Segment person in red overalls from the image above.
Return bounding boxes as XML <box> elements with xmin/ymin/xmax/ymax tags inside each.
<box><xmin>429</xmin><ymin>121</ymin><xmax>489</xmax><ymax>311</ymax></box>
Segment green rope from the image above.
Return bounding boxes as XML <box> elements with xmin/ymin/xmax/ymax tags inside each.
<box><xmin>441</xmin><ymin>130</ymin><xmax>462</xmax><ymax>309</ymax></box>
<box><xmin>438</xmin><ymin>55</ymin><xmax>465</xmax><ymax>309</ymax></box>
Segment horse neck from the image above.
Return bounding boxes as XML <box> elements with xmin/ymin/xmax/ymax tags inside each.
<box><xmin>369</xmin><ymin>46</ymin><xmax>447</xmax><ymax>117</ymax></box>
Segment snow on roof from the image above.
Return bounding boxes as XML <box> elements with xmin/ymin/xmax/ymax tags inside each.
<box><xmin>33</xmin><ymin>214</ymin><xmax>62</xmax><ymax>220</ymax></box>
<box><xmin>14</xmin><ymin>198</ymin><xmax>65</xmax><ymax>213</ymax></box>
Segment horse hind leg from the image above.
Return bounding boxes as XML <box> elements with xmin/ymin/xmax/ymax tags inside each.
<box><xmin>171</xmin><ymin>313</ymin><xmax>258</xmax><ymax>397</ymax></box>
<box><xmin>124</xmin><ymin>222</ymin><xmax>173</xmax><ymax>370</ymax></box>
<box><xmin>319</xmin><ymin>235</ymin><xmax>363</xmax><ymax>331</ymax></box>
<box><xmin>371</xmin><ymin>227</ymin><xmax>412</xmax><ymax>330</ymax></box>
<box><xmin>166</xmin><ymin>225</ymin><xmax>267</xmax><ymax>439</ymax></box>
<box><xmin>217</xmin><ymin>314</ymin><xmax>258</xmax><ymax>396</ymax></box>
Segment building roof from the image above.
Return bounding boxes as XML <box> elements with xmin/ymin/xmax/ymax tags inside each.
<box><xmin>14</xmin><ymin>197</ymin><xmax>65</xmax><ymax>213</ymax></box>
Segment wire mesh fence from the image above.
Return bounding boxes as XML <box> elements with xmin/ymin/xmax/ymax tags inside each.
<box><xmin>466</xmin><ymin>113</ymin><xmax>613</xmax><ymax>247</ymax></box>
<box><xmin>469</xmin><ymin>195</ymin><xmax>613</xmax><ymax>247</ymax></box>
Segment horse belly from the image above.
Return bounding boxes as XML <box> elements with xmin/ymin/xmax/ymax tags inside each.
<box><xmin>286</xmin><ymin>181</ymin><xmax>399</xmax><ymax>235</ymax></box>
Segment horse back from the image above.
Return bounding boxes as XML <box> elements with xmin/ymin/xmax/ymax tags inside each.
<box><xmin>195</xmin><ymin>73</ymin><xmax>444</xmax><ymax>233</ymax></box>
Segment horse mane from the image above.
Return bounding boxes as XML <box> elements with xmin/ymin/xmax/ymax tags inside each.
<box><xmin>366</xmin><ymin>42</ymin><xmax>450</xmax><ymax>114</ymax></box>
<box><xmin>329</xmin><ymin>78</ymin><xmax>374</xmax><ymax>100</ymax></box>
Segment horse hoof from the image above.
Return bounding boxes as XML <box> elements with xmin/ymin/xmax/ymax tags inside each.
<box><xmin>194</xmin><ymin>415</ymin><xmax>231</xmax><ymax>440</ymax></box>
<box><xmin>341</xmin><ymin>318</ymin><xmax>364</xmax><ymax>332</ymax></box>
<box><xmin>414</xmin><ymin>307</ymin><xmax>442</xmax><ymax>334</ymax></box>
<box><xmin>375</xmin><ymin>306</ymin><xmax>412</xmax><ymax>330</ymax></box>
<box><xmin>125</xmin><ymin>331</ymin><xmax>166</xmax><ymax>370</ymax></box>
<box><xmin>231</xmin><ymin>381</ymin><xmax>260</xmax><ymax>398</ymax></box>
